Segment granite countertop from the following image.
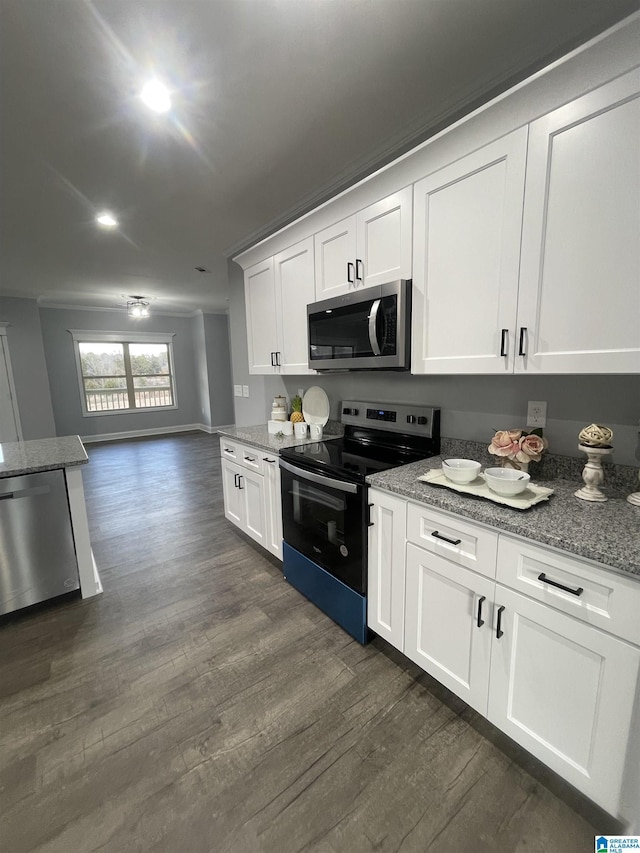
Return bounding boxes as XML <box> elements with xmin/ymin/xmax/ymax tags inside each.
<box><xmin>367</xmin><ymin>454</ymin><xmax>640</xmax><ymax>577</ymax></box>
<box><xmin>0</xmin><ymin>436</ymin><xmax>88</xmax><ymax>479</ymax></box>
<box><xmin>217</xmin><ymin>423</ymin><xmax>343</xmax><ymax>454</ymax></box>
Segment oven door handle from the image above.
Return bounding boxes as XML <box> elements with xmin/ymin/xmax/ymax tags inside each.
<box><xmin>279</xmin><ymin>459</ymin><xmax>359</xmax><ymax>494</ymax></box>
<box><xmin>368</xmin><ymin>299</ymin><xmax>382</xmax><ymax>356</ymax></box>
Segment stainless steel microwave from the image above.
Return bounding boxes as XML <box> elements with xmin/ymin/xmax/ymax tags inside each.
<box><xmin>307</xmin><ymin>280</ymin><xmax>411</xmax><ymax>371</ymax></box>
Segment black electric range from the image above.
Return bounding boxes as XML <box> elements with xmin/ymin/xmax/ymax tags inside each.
<box><xmin>279</xmin><ymin>400</ymin><xmax>440</xmax><ymax>644</ymax></box>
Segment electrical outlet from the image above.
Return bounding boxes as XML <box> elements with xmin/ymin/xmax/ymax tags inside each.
<box><xmin>527</xmin><ymin>400</ymin><xmax>547</xmax><ymax>428</ymax></box>
<box><xmin>243</xmin><ymin>385</ymin><xmax>250</xmax><ymax>398</ymax></box>
<box><xmin>233</xmin><ymin>384</ymin><xmax>242</xmax><ymax>397</ymax></box>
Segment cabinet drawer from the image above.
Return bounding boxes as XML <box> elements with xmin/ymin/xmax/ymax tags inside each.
<box><xmin>497</xmin><ymin>536</ymin><xmax>640</xmax><ymax>646</ymax></box>
<box><xmin>239</xmin><ymin>446</ymin><xmax>264</xmax><ymax>475</ymax></box>
<box><xmin>406</xmin><ymin>502</ymin><xmax>498</xmax><ymax>578</ymax></box>
<box><xmin>220</xmin><ymin>439</ymin><xmax>239</xmax><ymax>462</ymax></box>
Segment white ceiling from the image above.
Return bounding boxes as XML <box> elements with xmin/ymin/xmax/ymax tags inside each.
<box><xmin>0</xmin><ymin>0</ymin><xmax>637</xmax><ymax>314</ymax></box>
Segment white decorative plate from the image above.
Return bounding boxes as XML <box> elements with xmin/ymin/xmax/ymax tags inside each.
<box><xmin>417</xmin><ymin>469</ymin><xmax>554</xmax><ymax>510</ymax></box>
<box><xmin>302</xmin><ymin>386</ymin><xmax>330</xmax><ymax>426</ymax></box>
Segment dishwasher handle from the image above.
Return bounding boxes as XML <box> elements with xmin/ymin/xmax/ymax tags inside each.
<box><xmin>0</xmin><ymin>485</ymin><xmax>51</xmax><ymax>501</ymax></box>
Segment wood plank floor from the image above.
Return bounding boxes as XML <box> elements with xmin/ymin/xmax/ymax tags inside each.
<box><xmin>0</xmin><ymin>432</ymin><xmax>614</xmax><ymax>852</ymax></box>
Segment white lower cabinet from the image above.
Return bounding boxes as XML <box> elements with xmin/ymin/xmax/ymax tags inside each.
<box><xmin>404</xmin><ymin>543</ymin><xmax>494</xmax><ymax>715</ymax></box>
<box><xmin>488</xmin><ymin>584</ymin><xmax>640</xmax><ymax>816</ymax></box>
<box><xmin>367</xmin><ymin>489</ymin><xmax>407</xmax><ymax>650</ymax></box>
<box><xmin>262</xmin><ymin>454</ymin><xmax>283</xmax><ymax>560</ymax></box>
<box><xmin>221</xmin><ymin>441</ymin><xmax>282</xmax><ymax>558</ymax></box>
<box><xmin>367</xmin><ymin>488</ymin><xmax>640</xmax><ymax>821</ymax></box>
<box><xmin>221</xmin><ymin>457</ymin><xmax>266</xmax><ymax>548</ymax></box>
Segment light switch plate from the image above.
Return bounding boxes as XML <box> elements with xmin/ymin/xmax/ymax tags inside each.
<box><xmin>527</xmin><ymin>400</ymin><xmax>547</xmax><ymax>428</ymax></box>
<box><xmin>243</xmin><ymin>385</ymin><xmax>250</xmax><ymax>397</ymax></box>
<box><xmin>234</xmin><ymin>385</ymin><xmax>242</xmax><ymax>397</ymax></box>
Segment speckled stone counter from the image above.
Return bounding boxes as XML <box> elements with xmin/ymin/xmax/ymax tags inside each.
<box><xmin>367</xmin><ymin>454</ymin><xmax>640</xmax><ymax>577</ymax></box>
<box><xmin>0</xmin><ymin>436</ymin><xmax>88</xmax><ymax>479</ymax></box>
<box><xmin>217</xmin><ymin>423</ymin><xmax>343</xmax><ymax>454</ymax></box>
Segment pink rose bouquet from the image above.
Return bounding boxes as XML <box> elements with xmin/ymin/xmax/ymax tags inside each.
<box><xmin>488</xmin><ymin>428</ymin><xmax>548</xmax><ymax>464</ymax></box>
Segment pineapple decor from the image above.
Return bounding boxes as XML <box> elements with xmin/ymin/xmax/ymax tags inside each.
<box><xmin>290</xmin><ymin>394</ymin><xmax>304</xmax><ymax>424</ymax></box>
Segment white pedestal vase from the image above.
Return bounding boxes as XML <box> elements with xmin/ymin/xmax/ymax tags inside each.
<box><xmin>575</xmin><ymin>444</ymin><xmax>612</xmax><ymax>502</ymax></box>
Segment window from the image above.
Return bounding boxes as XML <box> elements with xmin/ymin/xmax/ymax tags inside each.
<box><xmin>70</xmin><ymin>331</ymin><xmax>177</xmax><ymax>416</ymax></box>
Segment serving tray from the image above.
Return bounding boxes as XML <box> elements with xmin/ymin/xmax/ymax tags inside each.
<box><xmin>417</xmin><ymin>469</ymin><xmax>554</xmax><ymax>510</ymax></box>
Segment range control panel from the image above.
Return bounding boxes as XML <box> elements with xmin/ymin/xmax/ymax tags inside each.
<box><xmin>341</xmin><ymin>400</ymin><xmax>439</xmax><ymax>438</ymax></box>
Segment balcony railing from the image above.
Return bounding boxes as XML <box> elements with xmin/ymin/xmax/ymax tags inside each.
<box><xmin>85</xmin><ymin>387</ymin><xmax>173</xmax><ymax>412</ymax></box>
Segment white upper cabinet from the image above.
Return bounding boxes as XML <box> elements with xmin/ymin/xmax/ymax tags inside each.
<box><xmin>313</xmin><ymin>217</ymin><xmax>357</xmax><ymax>300</ymax></box>
<box><xmin>245</xmin><ymin>258</ymin><xmax>278</xmax><ymax>374</ymax></box>
<box><xmin>356</xmin><ymin>187</ymin><xmax>413</xmax><ymax>289</ymax></box>
<box><xmin>273</xmin><ymin>237</ymin><xmax>316</xmax><ymax>374</ymax></box>
<box><xmin>411</xmin><ymin>128</ymin><xmax>528</xmax><ymax>374</ymax></box>
<box><xmin>245</xmin><ymin>238</ymin><xmax>315</xmax><ymax>375</ymax></box>
<box><xmin>314</xmin><ymin>188</ymin><xmax>412</xmax><ymax>300</ymax></box>
<box><xmin>516</xmin><ymin>70</ymin><xmax>640</xmax><ymax>374</ymax></box>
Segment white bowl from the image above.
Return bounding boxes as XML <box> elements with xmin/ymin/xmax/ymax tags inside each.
<box><xmin>484</xmin><ymin>467</ymin><xmax>530</xmax><ymax>496</ymax></box>
<box><xmin>441</xmin><ymin>458</ymin><xmax>481</xmax><ymax>484</ymax></box>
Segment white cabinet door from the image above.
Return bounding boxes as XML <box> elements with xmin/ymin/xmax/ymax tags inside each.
<box><xmin>221</xmin><ymin>458</ymin><xmax>243</xmax><ymax>528</ymax></box>
<box><xmin>516</xmin><ymin>70</ymin><xmax>640</xmax><ymax>374</ymax></box>
<box><xmin>356</xmin><ymin>187</ymin><xmax>412</xmax><ymax>289</ymax></box>
<box><xmin>245</xmin><ymin>258</ymin><xmax>278</xmax><ymax>374</ymax></box>
<box><xmin>367</xmin><ymin>489</ymin><xmax>407</xmax><ymax>650</ymax></box>
<box><xmin>488</xmin><ymin>584</ymin><xmax>640</xmax><ymax>815</ymax></box>
<box><xmin>262</xmin><ymin>455</ymin><xmax>282</xmax><ymax>560</ymax></box>
<box><xmin>239</xmin><ymin>468</ymin><xmax>267</xmax><ymax>548</ymax></box>
<box><xmin>404</xmin><ymin>543</ymin><xmax>494</xmax><ymax>715</ymax></box>
<box><xmin>274</xmin><ymin>237</ymin><xmax>315</xmax><ymax>374</ymax></box>
<box><xmin>314</xmin><ymin>216</ymin><xmax>357</xmax><ymax>300</ymax></box>
<box><xmin>412</xmin><ymin>128</ymin><xmax>527</xmax><ymax>374</ymax></box>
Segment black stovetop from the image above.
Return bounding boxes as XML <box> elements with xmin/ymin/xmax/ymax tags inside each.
<box><xmin>279</xmin><ymin>426</ymin><xmax>439</xmax><ymax>483</ymax></box>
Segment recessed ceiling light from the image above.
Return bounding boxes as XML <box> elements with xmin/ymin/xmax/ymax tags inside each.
<box><xmin>140</xmin><ymin>79</ymin><xmax>171</xmax><ymax>113</ymax></box>
<box><xmin>96</xmin><ymin>212</ymin><xmax>118</xmax><ymax>228</ymax></box>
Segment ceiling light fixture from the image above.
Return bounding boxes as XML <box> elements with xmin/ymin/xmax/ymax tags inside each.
<box><xmin>96</xmin><ymin>211</ymin><xmax>118</xmax><ymax>228</ymax></box>
<box><xmin>140</xmin><ymin>79</ymin><xmax>171</xmax><ymax>113</ymax></box>
<box><xmin>127</xmin><ymin>296</ymin><xmax>150</xmax><ymax>319</ymax></box>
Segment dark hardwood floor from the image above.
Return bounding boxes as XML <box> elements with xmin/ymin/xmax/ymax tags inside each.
<box><xmin>0</xmin><ymin>432</ymin><xmax>611</xmax><ymax>852</ymax></box>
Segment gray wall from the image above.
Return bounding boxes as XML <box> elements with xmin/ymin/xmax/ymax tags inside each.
<box><xmin>226</xmin><ymin>274</ymin><xmax>640</xmax><ymax>466</ymax></box>
<box><xmin>281</xmin><ymin>373</ymin><xmax>640</xmax><ymax>467</ymax></box>
<box><xmin>39</xmin><ymin>306</ymin><xmax>202</xmax><ymax>438</ymax></box>
<box><xmin>192</xmin><ymin>312</ymin><xmax>212</xmax><ymax>428</ymax></box>
<box><xmin>203</xmin><ymin>312</ymin><xmax>235</xmax><ymax>426</ymax></box>
<box><xmin>0</xmin><ymin>296</ymin><xmax>56</xmax><ymax>439</ymax></box>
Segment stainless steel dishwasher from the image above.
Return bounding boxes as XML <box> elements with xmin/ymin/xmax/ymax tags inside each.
<box><xmin>0</xmin><ymin>469</ymin><xmax>79</xmax><ymax>616</ymax></box>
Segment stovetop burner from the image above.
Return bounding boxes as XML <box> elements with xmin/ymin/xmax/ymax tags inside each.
<box><xmin>279</xmin><ymin>400</ymin><xmax>440</xmax><ymax>482</ymax></box>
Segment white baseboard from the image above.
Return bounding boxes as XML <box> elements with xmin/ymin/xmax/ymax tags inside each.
<box><xmin>81</xmin><ymin>423</ymin><xmax>204</xmax><ymax>443</ymax></box>
<box><xmin>81</xmin><ymin>423</ymin><xmax>237</xmax><ymax>443</ymax></box>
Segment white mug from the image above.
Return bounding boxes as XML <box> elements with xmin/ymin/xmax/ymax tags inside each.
<box><xmin>294</xmin><ymin>422</ymin><xmax>308</xmax><ymax>439</ymax></box>
<box><xmin>309</xmin><ymin>423</ymin><xmax>323</xmax><ymax>440</ymax></box>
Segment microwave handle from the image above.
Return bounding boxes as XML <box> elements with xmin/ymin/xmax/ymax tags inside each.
<box><xmin>368</xmin><ymin>299</ymin><xmax>382</xmax><ymax>356</ymax></box>
<box><xmin>279</xmin><ymin>459</ymin><xmax>359</xmax><ymax>494</ymax></box>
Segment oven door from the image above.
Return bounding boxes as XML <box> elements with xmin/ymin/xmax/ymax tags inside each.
<box><xmin>279</xmin><ymin>459</ymin><xmax>366</xmax><ymax>594</ymax></box>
